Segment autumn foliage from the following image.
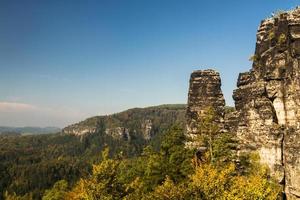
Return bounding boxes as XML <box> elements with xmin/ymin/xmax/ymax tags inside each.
<box><xmin>57</xmin><ymin>123</ymin><xmax>281</xmax><ymax>200</ymax></box>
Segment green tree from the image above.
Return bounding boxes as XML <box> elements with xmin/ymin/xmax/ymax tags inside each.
<box><xmin>193</xmin><ymin>107</ymin><xmax>237</xmax><ymax>165</ymax></box>
<box><xmin>195</xmin><ymin>107</ymin><xmax>221</xmax><ymax>163</ymax></box>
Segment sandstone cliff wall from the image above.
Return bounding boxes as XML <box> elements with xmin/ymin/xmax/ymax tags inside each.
<box><xmin>186</xmin><ymin>8</ymin><xmax>300</xmax><ymax>199</ymax></box>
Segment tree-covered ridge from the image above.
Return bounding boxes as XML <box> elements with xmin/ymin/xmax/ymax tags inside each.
<box><xmin>63</xmin><ymin>104</ymin><xmax>186</xmax><ymax>136</ymax></box>
<box><xmin>0</xmin><ymin>105</ymin><xmax>187</xmax><ymax>200</ymax></box>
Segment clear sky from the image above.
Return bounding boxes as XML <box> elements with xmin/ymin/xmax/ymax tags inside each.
<box><xmin>0</xmin><ymin>0</ymin><xmax>299</xmax><ymax>127</ymax></box>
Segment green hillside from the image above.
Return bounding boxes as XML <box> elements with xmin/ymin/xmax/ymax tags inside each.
<box><xmin>0</xmin><ymin>104</ymin><xmax>186</xmax><ymax>200</ymax></box>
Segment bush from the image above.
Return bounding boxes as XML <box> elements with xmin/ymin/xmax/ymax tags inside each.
<box><xmin>278</xmin><ymin>33</ymin><xmax>287</xmax><ymax>44</ymax></box>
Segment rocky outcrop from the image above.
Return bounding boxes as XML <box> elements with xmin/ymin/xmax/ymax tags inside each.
<box><xmin>141</xmin><ymin>119</ymin><xmax>153</xmax><ymax>140</ymax></box>
<box><xmin>64</xmin><ymin>120</ymin><xmax>152</xmax><ymax>141</ymax></box>
<box><xmin>105</xmin><ymin>127</ymin><xmax>130</xmax><ymax>140</ymax></box>
<box><xmin>186</xmin><ymin>7</ymin><xmax>300</xmax><ymax>199</ymax></box>
<box><xmin>62</xmin><ymin>125</ymin><xmax>98</xmax><ymax>136</ymax></box>
<box><xmin>63</xmin><ymin>105</ymin><xmax>186</xmax><ymax>142</ymax></box>
<box><xmin>63</xmin><ymin>122</ymin><xmax>131</xmax><ymax>140</ymax></box>
<box><xmin>186</xmin><ymin>70</ymin><xmax>225</xmax><ymax>138</ymax></box>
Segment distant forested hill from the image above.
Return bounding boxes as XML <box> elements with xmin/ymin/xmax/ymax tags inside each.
<box><xmin>0</xmin><ymin>104</ymin><xmax>186</xmax><ymax>200</ymax></box>
<box><xmin>63</xmin><ymin>104</ymin><xmax>186</xmax><ymax>147</ymax></box>
<box><xmin>0</xmin><ymin>127</ymin><xmax>61</xmax><ymax>135</ymax></box>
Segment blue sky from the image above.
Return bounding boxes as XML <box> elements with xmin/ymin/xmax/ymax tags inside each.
<box><xmin>0</xmin><ymin>0</ymin><xmax>299</xmax><ymax>127</ymax></box>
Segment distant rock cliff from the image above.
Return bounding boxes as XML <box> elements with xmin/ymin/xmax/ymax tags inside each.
<box><xmin>63</xmin><ymin>104</ymin><xmax>186</xmax><ymax>141</ymax></box>
<box><xmin>186</xmin><ymin>7</ymin><xmax>300</xmax><ymax>199</ymax></box>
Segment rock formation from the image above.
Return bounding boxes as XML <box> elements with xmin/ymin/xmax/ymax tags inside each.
<box><xmin>105</xmin><ymin>127</ymin><xmax>131</xmax><ymax>140</ymax></box>
<box><xmin>141</xmin><ymin>119</ymin><xmax>153</xmax><ymax>140</ymax></box>
<box><xmin>186</xmin><ymin>7</ymin><xmax>300</xmax><ymax>199</ymax></box>
<box><xmin>63</xmin><ymin>105</ymin><xmax>186</xmax><ymax>141</ymax></box>
<box><xmin>62</xmin><ymin>125</ymin><xmax>98</xmax><ymax>136</ymax></box>
<box><xmin>186</xmin><ymin>70</ymin><xmax>225</xmax><ymax>147</ymax></box>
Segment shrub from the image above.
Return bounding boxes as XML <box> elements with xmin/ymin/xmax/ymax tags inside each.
<box><xmin>249</xmin><ymin>54</ymin><xmax>258</xmax><ymax>62</ymax></box>
<box><xmin>268</xmin><ymin>31</ymin><xmax>275</xmax><ymax>41</ymax></box>
<box><xmin>278</xmin><ymin>33</ymin><xmax>287</xmax><ymax>44</ymax></box>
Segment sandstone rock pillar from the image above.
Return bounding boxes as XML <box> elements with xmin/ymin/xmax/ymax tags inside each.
<box><xmin>186</xmin><ymin>69</ymin><xmax>225</xmax><ymax>146</ymax></box>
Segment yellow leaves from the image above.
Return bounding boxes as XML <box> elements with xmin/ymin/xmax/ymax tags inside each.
<box><xmin>65</xmin><ymin>145</ymin><xmax>281</xmax><ymax>200</ymax></box>
<box><xmin>122</xmin><ymin>177</ymin><xmax>145</xmax><ymax>200</ymax></box>
<box><xmin>64</xmin><ymin>179</ymin><xmax>91</xmax><ymax>200</ymax></box>
<box><xmin>190</xmin><ymin>163</ymin><xmax>235</xmax><ymax>200</ymax></box>
<box><xmin>65</xmin><ymin>148</ymin><xmax>123</xmax><ymax>200</ymax></box>
<box><xmin>147</xmin><ymin>177</ymin><xmax>188</xmax><ymax>200</ymax></box>
<box><xmin>66</xmin><ymin>157</ymin><xmax>281</xmax><ymax>200</ymax></box>
<box><xmin>227</xmin><ymin>175</ymin><xmax>281</xmax><ymax>200</ymax></box>
<box><xmin>124</xmin><ymin>177</ymin><xmax>143</xmax><ymax>193</ymax></box>
<box><xmin>189</xmin><ymin>162</ymin><xmax>281</xmax><ymax>200</ymax></box>
<box><xmin>42</xmin><ymin>180</ymin><xmax>69</xmax><ymax>200</ymax></box>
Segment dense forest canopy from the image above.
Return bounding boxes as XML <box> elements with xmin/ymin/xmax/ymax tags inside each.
<box><xmin>0</xmin><ymin>105</ymin><xmax>187</xmax><ymax>200</ymax></box>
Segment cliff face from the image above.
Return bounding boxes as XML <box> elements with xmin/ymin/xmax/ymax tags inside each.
<box><xmin>234</xmin><ymin>9</ymin><xmax>300</xmax><ymax>199</ymax></box>
<box><xmin>63</xmin><ymin>104</ymin><xmax>186</xmax><ymax>141</ymax></box>
<box><xmin>186</xmin><ymin>8</ymin><xmax>300</xmax><ymax>199</ymax></box>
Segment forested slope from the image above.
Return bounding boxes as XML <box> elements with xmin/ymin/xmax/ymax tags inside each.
<box><xmin>0</xmin><ymin>104</ymin><xmax>186</xmax><ymax>199</ymax></box>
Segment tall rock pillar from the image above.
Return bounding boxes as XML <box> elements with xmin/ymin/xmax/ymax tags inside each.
<box><xmin>186</xmin><ymin>69</ymin><xmax>225</xmax><ymax>146</ymax></box>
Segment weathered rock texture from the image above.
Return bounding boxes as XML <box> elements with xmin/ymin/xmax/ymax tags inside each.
<box><xmin>105</xmin><ymin>127</ymin><xmax>131</xmax><ymax>140</ymax></box>
<box><xmin>186</xmin><ymin>69</ymin><xmax>225</xmax><ymax>137</ymax></box>
<box><xmin>62</xmin><ymin>125</ymin><xmax>98</xmax><ymax>136</ymax></box>
<box><xmin>186</xmin><ymin>8</ymin><xmax>300</xmax><ymax>199</ymax></box>
<box><xmin>234</xmin><ymin>8</ymin><xmax>300</xmax><ymax>199</ymax></box>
